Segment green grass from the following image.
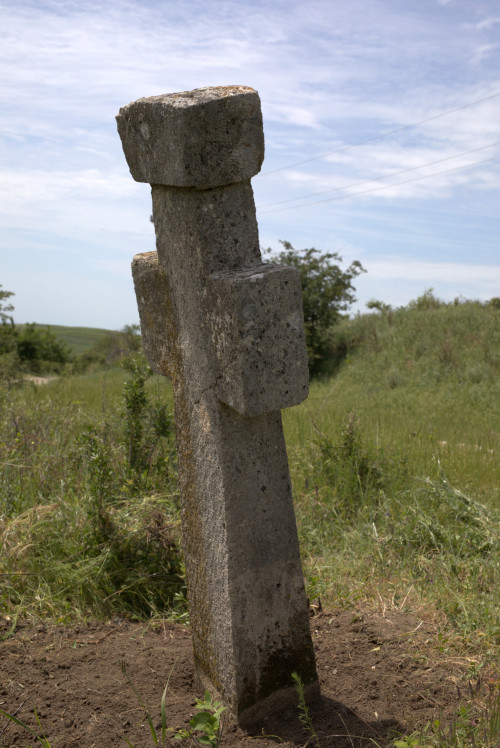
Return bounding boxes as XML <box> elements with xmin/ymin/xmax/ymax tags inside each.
<box><xmin>1</xmin><ymin>298</ymin><xmax>499</xmax><ymax>656</ymax></box>
<box><xmin>286</xmin><ymin>297</ymin><xmax>500</xmax><ymax>506</ymax></box>
<box><xmin>280</xmin><ymin>298</ymin><xmax>500</xmax><ymax>663</ymax></box>
<box><xmin>1</xmin><ymin>296</ymin><xmax>499</xmax><ymax>744</ymax></box>
<box><xmin>16</xmin><ymin>323</ymin><xmax>118</xmax><ymax>356</ymax></box>
<box><xmin>0</xmin><ymin>364</ymin><xmax>186</xmax><ymax>622</ymax></box>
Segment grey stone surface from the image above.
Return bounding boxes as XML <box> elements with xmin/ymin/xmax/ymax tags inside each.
<box><xmin>207</xmin><ymin>264</ymin><xmax>309</xmax><ymax>416</ymax></box>
<box><xmin>116</xmin><ymin>85</ymin><xmax>264</xmax><ymax>188</ymax></box>
<box><xmin>131</xmin><ymin>252</ymin><xmax>174</xmax><ymax>377</ymax></box>
<box><xmin>119</xmin><ymin>85</ymin><xmax>319</xmax><ymax>725</ymax></box>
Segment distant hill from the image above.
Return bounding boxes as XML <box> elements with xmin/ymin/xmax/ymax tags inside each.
<box><xmin>18</xmin><ymin>325</ymin><xmax>119</xmax><ymax>357</ymax></box>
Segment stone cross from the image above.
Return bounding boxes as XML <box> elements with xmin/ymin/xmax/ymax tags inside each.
<box><xmin>116</xmin><ymin>86</ymin><xmax>319</xmax><ymax>725</ymax></box>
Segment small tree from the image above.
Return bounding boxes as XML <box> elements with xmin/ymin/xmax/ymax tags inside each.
<box><xmin>16</xmin><ymin>323</ymin><xmax>72</xmax><ymax>374</ymax></box>
<box><xmin>366</xmin><ymin>299</ymin><xmax>392</xmax><ymax>315</ymax></box>
<box><xmin>0</xmin><ymin>285</ymin><xmax>15</xmax><ymax>325</ymax></box>
<box><xmin>269</xmin><ymin>241</ymin><xmax>365</xmax><ymax>376</ymax></box>
<box><xmin>0</xmin><ymin>286</ymin><xmax>19</xmax><ymax>381</ymax></box>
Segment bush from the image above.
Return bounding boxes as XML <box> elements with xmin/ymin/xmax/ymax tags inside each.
<box><xmin>268</xmin><ymin>241</ymin><xmax>365</xmax><ymax>377</ymax></box>
<box><xmin>74</xmin><ymin>324</ymin><xmax>142</xmax><ymax>372</ymax></box>
<box><xmin>0</xmin><ymin>286</ymin><xmax>73</xmax><ymax>377</ymax></box>
<box><xmin>15</xmin><ymin>324</ymin><xmax>72</xmax><ymax>373</ymax></box>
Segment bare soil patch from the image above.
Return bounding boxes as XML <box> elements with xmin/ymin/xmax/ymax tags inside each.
<box><xmin>0</xmin><ymin>609</ymin><xmax>473</xmax><ymax>748</ymax></box>
<box><xmin>22</xmin><ymin>376</ymin><xmax>58</xmax><ymax>387</ymax></box>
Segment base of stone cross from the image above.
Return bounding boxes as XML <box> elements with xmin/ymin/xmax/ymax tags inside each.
<box><xmin>196</xmin><ymin>670</ymin><xmax>321</xmax><ymax>729</ymax></box>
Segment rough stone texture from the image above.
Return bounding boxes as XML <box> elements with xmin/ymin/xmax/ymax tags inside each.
<box><xmin>116</xmin><ymin>86</ymin><xmax>264</xmax><ymax>188</ymax></box>
<box><xmin>131</xmin><ymin>252</ymin><xmax>173</xmax><ymax>377</ymax></box>
<box><xmin>119</xmin><ymin>85</ymin><xmax>318</xmax><ymax>725</ymax></box>
<box><xmin>207</xmin><ymin>264</ymin><xmax>309</xmax><ymax>416</ymax></box>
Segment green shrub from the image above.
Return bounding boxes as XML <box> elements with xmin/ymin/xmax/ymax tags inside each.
<box><xmin>268</xmin><ymin>241</ymin><xmax>365</xmax><ymax>377</ymax></box>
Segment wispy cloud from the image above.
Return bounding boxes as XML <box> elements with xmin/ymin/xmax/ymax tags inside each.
<box><xmin>366</xmin><ymin>258</ymin><xmax>500</xmax><ymax>284</ymax></box>
<box><xmin>1</xmin><ymin>0</ymin><xmax>499</xmax><ymax>324</ymax></box>
<box><xmin>471</xmin><ymin>16</ymin><xmax>500</xmax><ymax>31</ymax></box>
<box><xmin>0</xmin><ymin>169</ymin><xmax>137</xmax><ymax>204</ymax></box>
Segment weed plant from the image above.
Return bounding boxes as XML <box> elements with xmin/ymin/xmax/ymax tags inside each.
<box><xmin>292</xmin><ymin>671</ymin><xmax>320</xmax><ymax>747</ymax></box>
<box><xmin>0</xmin><ymin>358</ymin><xmax>186</xmax><ymax>622</ymax></box>
<box><xmin>0</xmin><ymin>707</ymin><xmax>53</xmax><ymax>747</ymax></box>
<box><xmin>121</xmin><ymin>661</ymin><xmax>226</xmax><ymax>748</ymax></box>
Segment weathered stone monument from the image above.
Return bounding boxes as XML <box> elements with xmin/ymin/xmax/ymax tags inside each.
<box><xmin>116</xmin><ymin>85</ymin><xmax>319</xmax><ymax>725</ymax></box>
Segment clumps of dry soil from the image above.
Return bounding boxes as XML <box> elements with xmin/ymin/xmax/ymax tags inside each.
<box><xmin>0</xmin><ymin>609</ymin><xmax>473</xmax><ymax>747</ymax></box>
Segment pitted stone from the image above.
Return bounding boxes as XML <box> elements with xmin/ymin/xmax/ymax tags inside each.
<box><xmin>131</xmin><ymin>252</ymin><xmax>174</xmax><ymax>378</ymax></box>
<box><xmin>207</xmin><ymin>264</ymin><xmax>309</xmax><ymax>416</ymax></box>
<box><xmin>116</xmin><ymin>86</ymin><xmax>264</xmax><ymax>188</ymax></box>
<box><xmin>117</xmin><ymin>85</ymin><xmax>318</xmax><ymax>726</ymax></box>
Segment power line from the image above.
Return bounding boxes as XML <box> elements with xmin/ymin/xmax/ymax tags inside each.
<box><xmin>258</xmin><ymin>141</ymin><xmax>500</xmax><ymax>208</ymax></box>
<box><xmin>260</xmin><ymin>89</ymin><xmax>500</xmax><ymax>176</ymax></box>
<box><xmin>258</xmin><ymin>154</ymin><xmax>500</xmax><ymax>214</ymax></box>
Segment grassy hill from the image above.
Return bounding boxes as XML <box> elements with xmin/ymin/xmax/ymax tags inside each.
<box><xmin>18</xmin><ymin>324</ymin><xmax>119</xmax><ymax>356</ymax></box>
<box><xmin>284</xmin><ymin>293</ymin><xmax>500</xmax><ymax>506</ymax></box>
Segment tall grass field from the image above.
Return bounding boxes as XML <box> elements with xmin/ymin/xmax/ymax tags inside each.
<box><xmin>1</xmin><ymin>295</ymin><xmax>499</xmax><ymax>742</ymax></box>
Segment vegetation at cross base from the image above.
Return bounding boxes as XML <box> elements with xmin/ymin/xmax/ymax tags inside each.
<box><xmin>1</xmin><ymin>290</ymin><xmax>498</xmax><ymax>634</ymax></box>
<box><xmin>1</xmin><ymin>289</ymin><xmax>499</xmax><ymax>741</ymax></box>
<box><xmin>388</xmin><ymin>685</ymin><xmax>500</xmax><ymax>748</ymax></box>
<box><xmin>290</xmin><ymin>672</ymin><xmax>500</xmax><ymax>748</ymax></box>
<box><xmin>267</xmin><ymin>241</ymin><xmax>365</xmax><ymax>377</ymax></box>
<box><xmin>122</xmin><ymin>657</ymin><xmax>227</xmax><ymax>748</ymax></box>
<box><xmin>2</xmin><ymin>659</ymin><xmax>228</xmax><ymax>748</ymax></box>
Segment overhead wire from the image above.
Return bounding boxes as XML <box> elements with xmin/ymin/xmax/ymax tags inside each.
<box><xmin>258</xmin><ymin>140</ymin><xmax>500</xmax><ymax>209</ymax></box>
<box><xmin>260</xmin><ymin>89</ymin><xmax>500</xmax><ymax>176</ymax></box>
<box><xmin>258</xmin><ymin>153</ymin><xmax>500</xmax><ymax>214</ymax></box>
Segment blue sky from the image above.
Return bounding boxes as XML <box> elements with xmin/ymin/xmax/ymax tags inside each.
<box><xmin>1</xmin><ymin>0</ymin><xmax>499</xmax><ymax>328</ymax></box>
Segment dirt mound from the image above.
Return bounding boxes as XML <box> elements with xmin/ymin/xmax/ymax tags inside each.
<box><xmin>0</xmin><ymin>609</ymin><xmax>468</xmax><ymax>747</ymax></box>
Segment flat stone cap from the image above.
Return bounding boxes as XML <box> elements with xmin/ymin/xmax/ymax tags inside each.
<box><xmin>116</xmin><ymin>86</ymin><xmax>264</xmax><ymax>188</ymax></box>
